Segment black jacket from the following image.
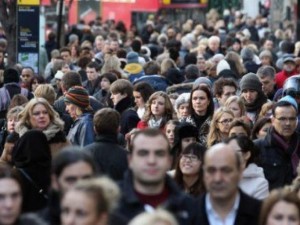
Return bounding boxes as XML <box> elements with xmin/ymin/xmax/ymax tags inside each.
<box><xmin>85</xmin><ymin>134</ymin><xmax>128</xmax><ymax>181</ymax></box>
<box><xmin>115</xmin><ymin>171</ymin><xmax>199</xmax><ymax>225</ymax></box>
<box><xmin>254</xmin><ymin>128</ymin><xmax>299</xmax><ymax>190</ymax></box>
<box><xmin>198</xmin><ymin>190</ymin><xmax>261</xmax><ymax>225</ymax></box>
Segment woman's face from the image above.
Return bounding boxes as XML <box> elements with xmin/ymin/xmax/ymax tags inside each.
<box><xmin>181</xmin><ymin>137</ymin><xmax>196</xmax><ymax>150</ymax></box>
<box><xmin>229</xmin><ymin>126</ymin><xmax>248</xmax><ymax>137</ymax></box>
<box><xmin>151</xmin><ymin>96</ymin><xmax>166</xmax><ymax>119</ymax></box>
<box><xmin>165</xmin><ymin>123</ymin><xmax>176</xmax><ymax>146</ymax></box>
<box><xmin>217</xmin><ymin>113</ymin><xmax>234</xmax><ymax>134</ymax></box>
<box><xmin>178</xmin><ymin>103</ymin><xmax>189</xmax><ymax>119</ymax></box>
<box><xmin>31</xmin><ymin>79</ymin><xmax>39</xmax><ymax>92</ymax></box>
<box><xmin>61</xmin><ymin>190</ymin><xmax>105</xmax><ymax>225</ymax></box>
<box><xmin>7</xmin><ymin>116</ymin><xmax>18</xmax><ymax>133</ymax></box>
<box><xmin>257</xmin><ymin>122</ymin><xmax>272</xmax><ymax>139</ymax></box>
<box><xmin>228</xmin><ymin>101</ymin><xmax>242</xmax><ymax>118</ymax></box>
<box><xmin>30</xmin><ymin>104</ymin><xmax>50</xmax><ymax>130</ymax></box>
<box><xmin>65</xmin><ymin>103</ymin><xmax>78</xmax><ymax>120</ymax></box>
<box><xmin>266</xmin><ymin>200</ymin><xmax>300</xmax><ymax>225</ymax></box>
<box><xmin>100</xmin><ymin>78</ymin><xmax>111</xmax><ymax>91</ymax></box>
<box><xmin>180</xmin><ymin>153</ymin><xmax>201</xmax><ymax>176</ymax></box>
<box><xmin>133</xmin><ymin>91</ymin><xmax>145</xmax><ymax>108</ymax></box>
<box><xmin>192</xmin><ymin>90</ymin><xmax>210</xmax><ymax>116</ymax></box>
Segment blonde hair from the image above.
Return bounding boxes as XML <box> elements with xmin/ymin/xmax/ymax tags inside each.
<box><xmin>224</xmin><ymin>96</ymin><xmax>246</xmax><ymax>117</ymax></box>
<box><xmin>225</xmin><ymin>51</ymin><xmax>246</xmax><ymax>76</ymax></box>
<box><xmin>34</xmin><ymin>84</ymin><xmax>57</xmax><ymax>105</ymax></box>
<box><xmin>161</xmin><ymin>58</ymin><xmax>176</xmax><ymax>75</ymax></box>
<box><xmin>207</xmin><ymin>107</ymin><xmax>234</xmax><ymax>148</ymax></box>
<box><xmin>16</xmin><ymin>97</ymin><xmax>64</xmax><ymax>131</ymax></box>
<box><xmin>129</xmin><ymin>209</ymin><xmax>178</xmax><ymax>225</ymax></box>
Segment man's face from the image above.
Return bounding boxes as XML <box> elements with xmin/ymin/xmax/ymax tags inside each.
<box><xmin>259</xmin><ymin>76</ymin><xmax>275</xmax><ymax>96</ymax></box>
<box><xmin>54</xmin><ymin>161</ymin><xmax>94</xmax><ymax>194</ymax></box>
<box><xmin>218</xmin><ymin>85</ymin><xmax>236</xmax><ymax>106</ymax></box>
<box><xmin>129</xmin><ymin>134</ymin><xmax>172</xmax><ymax>188</ymax></box>
<box><xmin>0</xmin><ymin>178</ymin><xmax>22</xmax><ymax>225</ymax></box>
<box><xmin>203</xmin><ymin>145</ymin><xmax>241</xmax><ymax>201</ymax></box>
<box><xmin>208</xmin><ymin>40</ymin><xmax>220</xmax><ymax>52</ymax></box>
<box><xmin>264</xmin><ymin>40</ymin><xmax>273</xmax><ymax>50</ymax></box>
<box><xmin>283</xmin><ymin>62</ymin><xmax>296</xmax><ymax>73</ymax></box>
<box><xmin>21</xmin><ymin>68</ymin><xmax>33</xmax><ymax>84</ymax></box>
<box><xmin>60</xmin><ymin>51</ymin><xmax>71</xmax><ymax>64</ymax></box>
<box><xmin>110</xmin><ymin>92</ymin><xmax>127</xmax><ymax>106</ymax></box>
<box><xmin>271</xmin><ymin>106</ymin><xmax>297</xmax><ymax>141</ymax></box>
<box><xmin>241</xmin><ymin>89</ymin><xmax>258</xmax><ymax>104</ymax></box>
<box><xmin>86</xmin><ymin>67</ymin><xmax>98</xmax><ymax>81</ymax></box>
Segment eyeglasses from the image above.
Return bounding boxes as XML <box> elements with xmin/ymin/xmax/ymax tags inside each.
<box><xmin>181</xmin><ymin>154</ymin><xmax>199</xmax><ymax>162</ymax></box>
<box><xmin>218</xmin><ymin>118</ymin><xmax>233</xmax><ymax>125</ymax></box>
<box><xmin>275</xmin><ymin>117</ymin><xmax>297</xmax><ymax>123</ymax></box>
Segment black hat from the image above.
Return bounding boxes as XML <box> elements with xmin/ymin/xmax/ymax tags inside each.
<box><xmin>3</xmin><ymin>68</ymin><xmax>20</xmax><ymax>84</ymax></box>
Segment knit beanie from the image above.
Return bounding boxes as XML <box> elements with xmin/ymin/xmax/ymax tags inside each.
<box><xmin>3</xmin><ymin>68</ymin><xmax>20</xmax><ymax>84</ymax></box>
<box><xmin>279</xmin><ymin>95</ymin><xmax>298</xmax><ymax>111</ymax></box>
<box><xmin>240</xmin><ymin>73</ymin><xmax>262</xmax><ymax>92</ymax></box>
<box><xmin>126</xmin><ymin>52</ymin><xmax>139</xmax><ymax>64</ymax></box>
<box><xmin>64</xmin><ymin>86</ymin><xmax>91</xmax><ymax>110</ymax></box>
<box><xmin>193</xmin><ymin>77</ymin><xmax>212</xmax><ymax>89</ymax></box>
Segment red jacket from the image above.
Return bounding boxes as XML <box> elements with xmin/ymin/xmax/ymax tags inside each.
<box><xmin>137</xmin><ymin>120</ymin><xmax>148</xmax><ymax>129</ymax></box>
<box><xmin>275</xmin><ymin>69</ymin><xmax>298</xmax><ymax>88</ymax></box>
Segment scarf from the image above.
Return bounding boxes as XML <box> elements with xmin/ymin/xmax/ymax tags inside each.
<box><xmin>271</xmin><ymin>128</ymin><xmax>300</xmax><ymax>176</ymax></box>
<box><xmin>244</xmin><ymin>91</ymin><xmax>267</xmax><ymax>112</ymax></box>
<box><xmin>148</xmin><ymin>117</ymin><xmax>163</xmax><ymax>129</ymax></box>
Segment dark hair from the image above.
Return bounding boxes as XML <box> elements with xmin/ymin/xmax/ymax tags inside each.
<box><xmin>93</xmin><ymin>108</ymin><xmax>120</xmax><ymax>135</ymax></box>
<box><xmin>213</xmin><ymin>78</ymin><xmax>238</xmax><ymax>97</ymax></box>
<box><xmin>189</xmin><ymin>86</ymin><xmax>214</xmax><ymax>117</ymax></box>
<box><xmin>87</xmin><ymin>61</ymin><xmax>101</xmax><ymax>71</ymax></box>
<box><xmin>131</xmin><ymin>40</ymin><xmax>142</xmax><ymax>52</ymax></box>
<box><xmin>0</xmin><ymin>163</ymin><xmax>21</xmax><ymax>186</ymax></box>
<box><xmin>143</xmin><ymin>61</ymin><xmax>160</xmax><ymax>75</ymax></box>
<box><xmin>99</xmin><ymin>72</ymin><xmax>118</xmax><ymax>84</ymax></box>
<box><xmin>174</xmin><ymin>142</ymin><xmax>206</xmax><ymax>197</ymax></box>
<box><xmin>185</xmin><ymin>64</ymin><xmax>200</xmax><ymax>80</ymax></box>
<box><xmin>29</xmin><ymin>75</ymin><xmax>45</xmax><ymax>92</ymax></box>
<box><xmin>272</xmin><ymin>100</ymin><xmax>297</xmax><ymax>116</ymax></box>
<box><xmin>225</xmin><ymin>135</ymin><xmax>260</xmax><ymax>167</ymax></box>
<box><xmin>229</xmin><ymin>119</ymin><xmax>251</xmax><ymax>137</ymax></box>
<box><xmin>77</xmin><ymin>56</ymin><xmax>92</xmax><ymax>69</ymax></box>
<box><xmin>129</xmin><ymin>128</ymin><xmax>170</xmax><ymax>153</ymax></box>
<box><xmin>257</xmin><ymin>65</ymin><xmax>276</xmax><ymax>79</ymax></box>
<box><xmin>61</xmin><ymin>71</ymin><xmax>82</xmax><ymax>91</ymax></box>
<box><xmin>133</xmin><ymin>82</ymin><xmax>155</xmax><ymax>104</ymax></box>
<box><xmin>60</xmin><ymin>47</ymin><xmax>71</xmax><ymax>55</ymax></box>
<box><xmin>251</xmin><ymin>117</ymin><xmax>271</xmax><ymax>140</ymax></box>
<box><xmin>52</xmin><ymin>146</ymin><xmax>97</xmax><ymax>177</ymax></box>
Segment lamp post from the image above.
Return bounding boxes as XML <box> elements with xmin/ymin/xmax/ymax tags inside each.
<box><xmin>56</xmin><ymin>0</ymin><xmax>64</xmax><ymax>49</ymax></box>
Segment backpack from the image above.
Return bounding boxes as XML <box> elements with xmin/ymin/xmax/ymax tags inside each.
<box><xmin>0</xmin><ymin>87</ymin><xmax>29</xmax><ymax>111</ymax></box>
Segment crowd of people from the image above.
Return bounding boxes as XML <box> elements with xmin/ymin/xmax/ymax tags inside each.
<box><xmin>0</xmin><ymin>6</ymin><xmax>299</xmax><ymax>225</ymax></box>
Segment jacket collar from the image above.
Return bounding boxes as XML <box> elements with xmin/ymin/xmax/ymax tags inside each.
<box><xmin>114</xmin><ymin>97</ymin><xmax>133</xmax><ymax>114</ymax></box>
<box><xmin>95</xmin><ymin>134</ymin><xmax>118</xmax><ymax>143</ymax></box>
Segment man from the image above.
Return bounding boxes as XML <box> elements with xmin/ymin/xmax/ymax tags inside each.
<box><xmin>199</xmin><ymin>143</ymin><xmax>261</xmax><ymax>225</ymax></box>
<box><xmin>124</xmin><ymin>51</ymin><xmax>145</xmax><ymax>83</ymax></box>
<box><xmin>183</xmin><ymin>64</ymin><xmax>200</xmax><ymax>83</ymax></box>
<box><xmin>82</xmin><ymin>61</ymin><xmax>101</xmax><ymax>95</ymax></box>
<box><xmin>213</xmin><ymin>78</ymin><xmax>238</xmax><ymax>109</ymax></box>
<box><xmin>39</xmin><ymin>146</ymin><xmax>97</xmax><ymax>224</ymax></box>
<box><xmin>275</xmin><ymin>56</ymin><xmax>298</xmax><ymax>89</ymax></box>
<box><xmin>257</xmin><ymin>66</ymin><xmax>277</xmax><ymax>100</ymax></box>
<box><xmin>86</xmin><ymin>108</ymin><xmax>128</xmax><ymax>181</ymax></box>
<box><xmin>204</xmin><ymin>36</ymin><xmax>221</xmax><ymax>59</ymax></box>
<box><xmin>254</xmin><ymin>97</ymin><xmax>300</xmax><ymax>190</ymax></box>
<box><xmin>20</xmin><ymin>66</ymin><xmax>34</xmax><ymax>90</ymax></box>
<box><xmin>240</xmin><ymin>72</ymin><xmax>268</xmax><ymax>123</ymax></box>
<box><xmin>110</xmin><ymin>79</ymin><xmax>139</xmax><ymax>136</ymax></box>
<box><xmin>115</xmin><ymin>129</ymin><xmax>198</xmax><ymax>225</ymax></box>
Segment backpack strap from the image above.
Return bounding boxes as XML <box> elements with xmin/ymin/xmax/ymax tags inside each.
<box><xmin>0</xmin><ymin>87</ymin><xmax>10</xmax><ymax>111</ymax></box>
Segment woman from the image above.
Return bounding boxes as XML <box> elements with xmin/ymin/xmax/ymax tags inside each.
<box><xmin>259</xmin><ymin>188</ymin><xmax>300</xmax><ymax>225</ymax></box>
<box><xmin>29</xmin><ymin>75</ymin><xmax>45</xmax><ymax>93</ymax></box>
<box><xmin>183</xmin><ymin>86</ymin><xmax>214</xmax><ymax>146</ymax></box>
<box><xmin>12</xmin><ymin>130</ymin><xmax>51</xmax><ymax>212</ymax></box>
<box><xmin>224</xmin><ymin>96</ymin><xmax>246</xmax><ymax>118</ymax></box>
<box><xmin>133</xmin><ymin>82</ymin><xmax>154</xmax><ymax>119</ymax></box>
<box><xmin>174</xmin><ymin>93</ymin><xmax>190</xmax><ymax>120</ymax></box>
<box><xmin>207</xmin><ymin>107</ymin><xmax>234</xmax><ymax>148</ymax></box>
<box><xmin>137</xmin><ymin>91</ymin><xmax>174</xmax><ymax>129</ymax></box>
<box><xmin>165</xmin><ymin>120</ymin><xmax>180</xmax><ymax>147</ymax></box>
<box><xmin>228</xmin><ymin>119</ymin><xmax>251</xmax><ymax>138</ymax></box>
<box><xmin>226</xmin><ymin>135</ymin><xmax>269</xmax><ymax>200</ymax></box>
<box><xmin>174</xmin><ymin>142</ymin><xmax>206</xmax><ymax>197</ymax></box>
<box><xmin>129</xmin><ymin>209</ymin><xmax>178</xmax><ymax>225</ymax></box>
<box><xmin>64</xmin><ymin>86</ymin><xmax>95</xmax><ymax>147</ymax></box>
<box><xmin>61</xmin><ymin>177</ymin><xmax>120</xmax><ymax>225</ymax></box>
<box><xmin>15</xmin><ymin>98</ymin><xmax>68</xmax><ymax>156</ymax></box>
<box><xmin>251</xmin><ymin>117</ymin><xmax>272</xmax><ymax>140</ymax></box>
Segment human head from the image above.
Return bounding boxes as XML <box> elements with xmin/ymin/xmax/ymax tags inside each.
<box><xmin>240</xmin><ymin>72</ymin><xmax>263</xmax><ymax>104</ymax></box>
<box><xmin>257</xmin><ymin>66</ymin><xmax>276</xmax><ymax>96</ymax></box>
<box><xmin>3</xmin><ymin>68</ymin><xmax>19</xmax><ymax>84</ymax></box>
<box><xmin>34</xmin><ymin>84</ymin><xmax>57</xmax><ymax>105</ymax></box>
<box><xmin>8</xmin><ymin>94</ymin><xmax>28</xmax><ymax>111</ymax></box>
<box><xmin>52</xmin><ymin>146</ymin><xmax>97</xmax><ymax>194</ymax></box>
<box><xmin>99</xmin><ymin>72</ymin><xmax>118</xmax><ymax>91</ymax></box>
<box><xmin>228</xmin><ymin>119</ymin><xmax>251</xmax><ymax>137</ymax></box>
<box><xmin>20</xmin><ymin>67</ymin><xmax>34</xmax><ymax>86</ymax></box>
<box><xmin>16</xmin><ymin>97</ymin><xmax>64</xmax><ymax>131</ymax></box>
<box><xmin>259</xmin><ymin>50</ymin><xmax>273</xmax><ymax>66</ymax></box>
<box><xmin>213</xmin><ymin>78</ymin><xmax>238</xmax><ymax>106</ymax></box>
<box><xmin>61</xmin><ymin>177</ymin><xmax>120</xmax><ymax>225</ymax></box>
<box><xmin>164</xmin><ymin>120</ymin><xmax>179</xmax><ymax>147</ymax></box>
<box><xmin>60</xmin><ymin>47</ymin><xmax>72</xmax><ymax>64</ymax></box>
<box><xmin>208</xmin><ymin>36</ymin><xmax>220</xmax><ymax>53</ymax></box>
<box><xmin>224</xmin><ymin>95</ymin><xmax>246</xmax><ymax>118</ymax></box>
<box><xmin>189</xmin><ymin>86</ymin><xmax>214</xmax><ymax>117</ymax></box>
<box><xmin>93</xmin><ymin>108</ymin><xmax>120</xmax><ymax>136</ymax></box>
<box><xmin>143</xmin><ymin>61</ymin><xmax>160</xmax><ymax>75</ymax></box>
<box><xmin>251</xmin><ymin>117</ymin><xmax>272</xmax><ymax>140</ymax></box>
<box><xmin>283</xmin><ymin>57</ymin><xmax>296</xmax><ymax>73</ymax></box>
<box><xmin>0</xmin><ymin>164</ymin><xmax>22</xmax><ymax>225</ymax></box>
<box><xmin>185</xmin><ymin>64</ymin><xmax>200</xmax><ymax>80</ymax></box>
<box><xmin>86</xmin><ymin>61</ymin><xmax>101</xmax><ymax>81</ymax></box>
<box><xmin>6</xmin><ymin>106</ymin><xmax>24</xmax><ymax>134</ymax></box>
<box><xmin>128</xmin><ymin>209</ymin><xmax>178</xmax><ymax>225</ymax></box>
<box><xmin>174</xmin><ymin>93</ymin><xmax>190</xmax><ymax>119</ymax></box>
<box><xmin>271</xmin><ymin>100</ymin><xmax>298</xmax><ymax>141</ymax></box>
<box><xmin>133</xmin><ymin>82</ymin><xmax>155</xmax><ymax>108</ymax></box>
<box><xmin>259</xmin><ymin>188</ymin><xmax>300</xmax><ymax>225</ymax></box>
<box><xmin>29</xmin><ymin>75</ymin><xmax>45</xmax><ymax>92</ymax></box>
<box><xmin>61</xmin><ymin>71</ymin><xmax>82</xmax><ymax>93</ymax></box>
<box><xmin>110</xmin><ymin>79</ymin><xmax>133</xmax><ymax>106</ymax></box>
<box><xmin>128</xmin><ymin>129</ymin><xmax>172</xmax><ymax>193</ymax></box>
<box><xmin>203</xmin><ymin>143</ymin><xmax>242</xmax><ymax>202</ymax></box>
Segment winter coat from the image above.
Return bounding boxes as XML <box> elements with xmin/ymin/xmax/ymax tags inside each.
<box><xmin>275</xmin><ymin>69</ymin><xmax>298</xmax><ymax>89</ymax></box>
<box><xmin>85</xmin><ymin>134</ymin><xmax>128</xmax><ymax>181</ymax></box>
<box><xmin>239</xmin><ymin>163</ymin><xmax>269</xmax><ymax>200</ymax></box>
<box><xmin>133</xmin><ymin>75</ymin><xmax>170</xmax><ymax>92</ymax></box>
<box><xmin>67</xmin><ymin>113</ymin><xmax>95</xmax><ymax>147</ymax></box>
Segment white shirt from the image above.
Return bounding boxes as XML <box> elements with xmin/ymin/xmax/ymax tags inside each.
<box><xmin>205</xmin><ymin>193</ymin><xmax>240</xmax><ymax>225</ymax></box>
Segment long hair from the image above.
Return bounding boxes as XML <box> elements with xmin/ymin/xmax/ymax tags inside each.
<box><xmin>207</xmin><ymin>107</ymin><xmax>234</xmax><ymax>148</ymax></box>
<box><xmin>224</xmin><ymin>95</ymin><xmax>246</xmax><ymax>117</ymax></box>
<box><xmin>174</xmin><ymin>142</ymin><xmax>206</xmax><ymax>197</ymax></box>
<box><xmin>189</xmin><ymin>86</ymin><xmax>214</xmax><ymax>117</ymax></box>
<box><xmin>142</xmin><ymin>91</ymin><xmax>174</xmax><ymax>128</ymax></box>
